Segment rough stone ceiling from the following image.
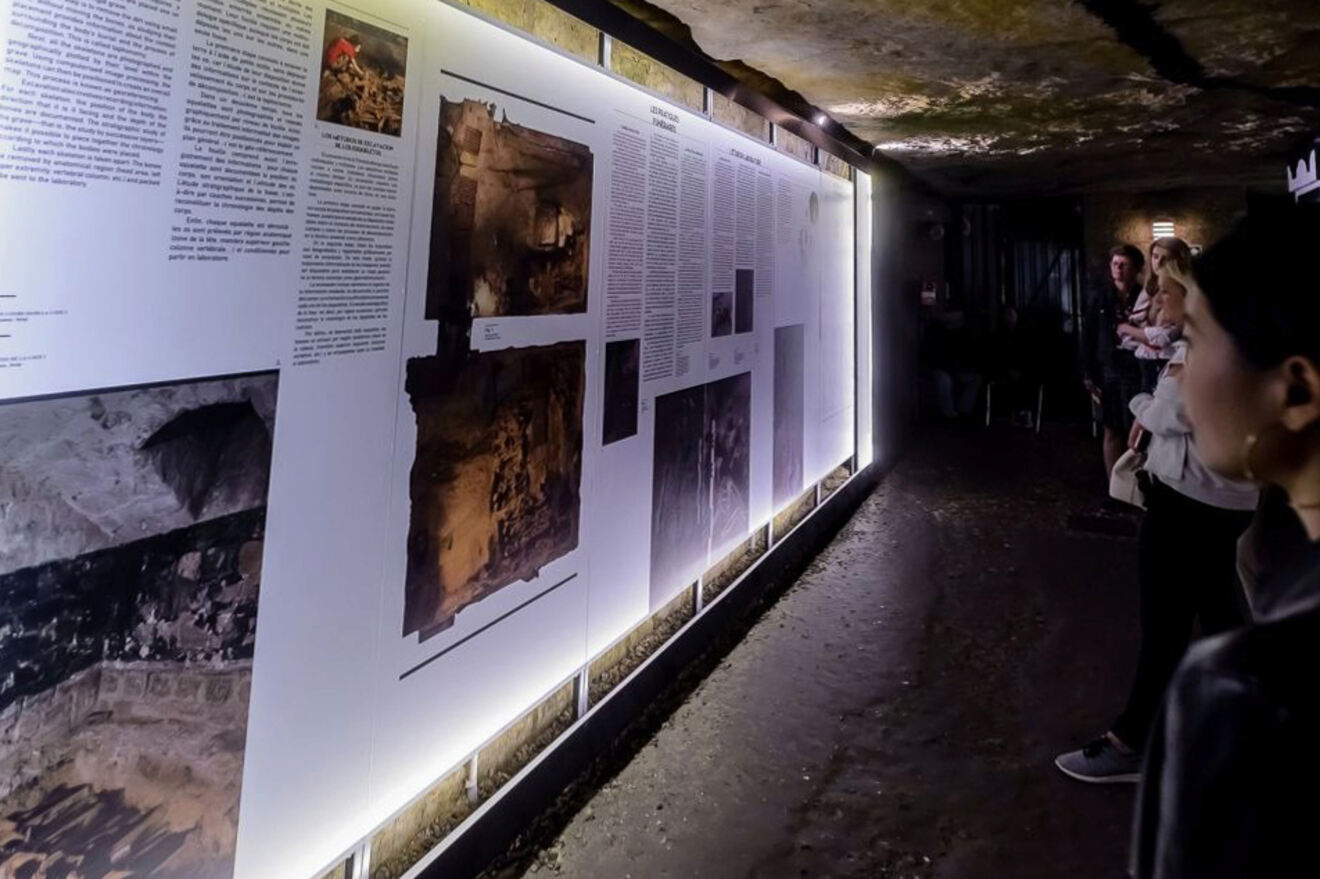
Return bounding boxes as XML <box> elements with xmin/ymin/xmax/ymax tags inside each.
<box><xmin>612</xmin><ymin>0</ymin><xmax>1320</xmax><ymax>196</ymax></box>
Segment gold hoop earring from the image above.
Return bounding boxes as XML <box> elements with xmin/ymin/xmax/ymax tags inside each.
<box><xmin>1242</xmin><ymin>433</ymin><xmax>1259</xmax><ymax>481</ymax></box>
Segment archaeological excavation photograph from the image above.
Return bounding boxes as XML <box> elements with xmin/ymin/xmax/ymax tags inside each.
<box><xmin>0</xmin><ymin>372</ymin><xmax>277</xmax><ymax>879</ymax></box>
<box><xmin>649</xmin><ymin>372</ymin><xmax>751</xmax><ymax>607</ymax></box>
<box><xmin>427</xmin><ymin>98</ymin><xmax>593</xmax><ymax>321</ymax></box>
<box><xmin>316</xmin><ymin>8</ymin><xmax>408</xmax><ymax>137</ymax></box>
<box><xmin>602</xmin><ymin>338</ymin><xmax>640</xmax><ymax>445</ymax></box>
<box><xmin>402</xmin><ymin>342</ymin><xmax>586</xmax><ymax>641</ymax></box>
<box><xmin>735</xmin><ymin>269</ymin><xmax>754</xmax><ymax>334</ymax></box>
<box><xmin>773</xmin><ymin>324</ymin><xmax>805</xmax><ymax>509</ymax></box>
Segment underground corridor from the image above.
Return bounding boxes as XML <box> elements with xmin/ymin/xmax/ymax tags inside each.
<box><xmin>2</xmin><ymin>0</ymin><xmax>1318</xmax><ymax>877</ymax></box>
<box><xmin>484</xmin><ymin>424</ymin><xmax>1140</xmax><ymax>879</ymax></box>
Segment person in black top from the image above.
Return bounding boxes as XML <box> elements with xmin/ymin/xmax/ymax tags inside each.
<box><xmin>1080</xmin><ymin>244</ymin><xmax>1146</xmax><ymax>481</ymax></box>
<box><xmin>1131</xmin><ymin>205</ymin><xmax>1320</xmax><ymax>878</ymax></box>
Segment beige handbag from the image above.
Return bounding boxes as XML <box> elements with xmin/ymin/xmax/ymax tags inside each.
<box><xmin>1109</xmin><ymin>448</ymin><xmax>1147</xmax><ymax>510</ymax></box>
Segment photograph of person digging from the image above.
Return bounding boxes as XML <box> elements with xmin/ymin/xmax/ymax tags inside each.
<box><xmin>316</xmin><ymin>9</ymin><xmax>407</xmax><ymax>137</ymax></box>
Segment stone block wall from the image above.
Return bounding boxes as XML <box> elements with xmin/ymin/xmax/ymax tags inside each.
<box><xmin>612</xmin><ymin>41</ymin><xmax>705</xmax><ymax>112</ymax></box>
<box><xmin>456</xmin><ymin>0</ymin><xmax>599</xmax><ymax>63</ymax></box>
<box><xmin>0</xmin><ymin>660</ymin><xmax>251</xmax><ymax>800</ymax></box>
<box><xmin>1082</xmin><ymin>186</ymin><xmax>1248</xmax><ymax>279</ymax></box>
<box><xmin>369</xmin><ymin>762</ymin><xmax>471</xmax><ymax>879</ymax></box>
<box><xmin>713</xmin><ymin>92</ymin><xmax>769</xmax><ymax>141</ymax></box>
<box><xmin>778</xmin><ymin>126</ymin><xmax>814</xmax><ymax>163</ymax></box>
<box><xmin>822</xmin><ymin>150</ymin><xmax>852</xmax><ymax>180</ymax></box>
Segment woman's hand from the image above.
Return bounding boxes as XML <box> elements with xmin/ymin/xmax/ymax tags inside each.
<box><xmin>1129</xmin><ymin>420</ymin><xmax>1145</xmax><ymax>451</ymax></box>
<box><xmin>1116</xmin><ymin>323</ymin><xmax>1141</xmax><ymax>340</ymax></box>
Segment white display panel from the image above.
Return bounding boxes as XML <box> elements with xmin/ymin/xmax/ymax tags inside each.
<box><xmin>856</xmin><ymin>171</ymin><xmax>875</xmax><ymax>469</ymax></box>
<box><xmin>0</xmin><ymin>0</ymin><xmax>867</xmax><ymax>875</ymax></box>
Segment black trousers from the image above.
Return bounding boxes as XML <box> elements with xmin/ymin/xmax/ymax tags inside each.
<box><xmin>1111</xmin><ymin>478</ymin><xmax>1253</xmax><ymax>750</ymax></box>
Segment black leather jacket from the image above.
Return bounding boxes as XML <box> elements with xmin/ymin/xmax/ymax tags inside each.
<box><xmin>1132</xmin><ymin>538</ymin><xmax>1320</xmax><ymax>878</ymax></box>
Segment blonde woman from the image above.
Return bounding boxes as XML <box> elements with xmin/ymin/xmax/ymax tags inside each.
<box><xmin>1120</xmin><ymin>237</ymin><xmax>1194</xmax><ymax>391</ymax></box>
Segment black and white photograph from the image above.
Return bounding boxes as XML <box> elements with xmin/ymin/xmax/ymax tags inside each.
<box><xmin>711</xmin><ymin>289</ymin><xmax>733</xmax><ymax>337</ymax></box>
<box><xmin>649</xmin><ymin>372</ymin><xmax>751</xmax><ymax>607</ymax></box>
<box><xmin>735</xmin><ymin>268</ymin><xmax>754</xmax><ymax>334</ymax></box>
<box><xmin>403</xmin><ymin>343</ymin><xmax>586</xmax><ymax>640</ymax></box>
<box><xmin>602</xmin><ymin>338</ymin><xmax>640</xmax><ymax>445</ymax></box>
<box><xmin>773</xmin><ymin>324</ymin><xmax>805</xmax><ymax>508</ymax></box>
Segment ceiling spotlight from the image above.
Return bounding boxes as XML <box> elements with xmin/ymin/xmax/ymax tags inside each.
<box><xmin>815</xmin><ymin>113</ymin><xmax>828</xmax><ymax>126</ymax></box>
<box><xmin>1152</xmin><ymin>220</ymin><xmax>1176</xmax><ymax>238</ymax></box>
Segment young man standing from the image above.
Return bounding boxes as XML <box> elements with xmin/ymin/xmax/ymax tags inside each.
<box><xmin>1080</xmin><ymin>244</ymin><xmax>1145</xmax><ymax>481</ymax></box>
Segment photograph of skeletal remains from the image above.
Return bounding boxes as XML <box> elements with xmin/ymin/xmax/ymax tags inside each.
<box><xmin>427</xmin><ymin>98</ymin><xmax>593</xmax><ymax>320</ymax></box>
<box><xmin>316</xmin><ymin>9</ymin><xmax>408</xmax><ymax>137</ymax></box>
<box><xmin>602</xmin><ymin>339</ymin><xmax>640</xmax><ymax>445</ymax></box>
<box><xmin>403</xmin><ymin>342</ymin><xmax>586</xmax><ymax>640</ymax></box>
<box><xmin>649</xmin><ymin>372</ymin><xmax>751</xmax><ymax>608</ymax></box>
<box><xmin>0</xmin><ymin>372</ymin><xmax>277</xmax><ymax>879</ymax></box>
<box><xmin>774</xmin><ymin>324</ymin><xmax>806</xmax><ymax>508</ymax></box>
<box><xmin>735</xmin><ymin>269</ymin><xmax>754</xmax><ymax>334</ymax></box>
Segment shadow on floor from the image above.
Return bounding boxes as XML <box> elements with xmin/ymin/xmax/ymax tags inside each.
<box><xmin>495</xmin><ymin>423</ymin><xmax>1140</xmax><ymax>879</ymax></box>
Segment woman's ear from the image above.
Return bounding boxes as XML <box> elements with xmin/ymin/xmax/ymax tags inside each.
<box><xmin>1279</xmin><ymin>356</ymin><xmax>1320</xmax><ymax>433</ymax></box>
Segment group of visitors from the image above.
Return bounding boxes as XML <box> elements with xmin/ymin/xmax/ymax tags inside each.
<box><xmin>1055</xmin><ymin>205</ymin><xmax>1320</xmax><ymax>875</ymax></box>
<box><xmin>1079</xmin><ymin>237</ymin><xmax>1195</xmax><ymax>477</ymax></box>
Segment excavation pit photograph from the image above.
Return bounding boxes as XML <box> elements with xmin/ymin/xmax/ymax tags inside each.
<box><xmin>428</xmin><ymin>98</ymin><xmax>593</xmax><ymax>322</ymax></box>
<box><xmin>403</xmin><ymin>343</ymin><xmax>586</xmax><ymax>641</ymax></box>
<box><xmin>0</xmin><ymin>372</ymin><xmax>278</xmax><ymax>879</ymax></box>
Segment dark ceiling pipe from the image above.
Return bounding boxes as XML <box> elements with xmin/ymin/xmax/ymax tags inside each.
<box><xmin>1076</xmin><ymin>0</ymin><xmax>1320</xmax><ymax>110</ymax></box>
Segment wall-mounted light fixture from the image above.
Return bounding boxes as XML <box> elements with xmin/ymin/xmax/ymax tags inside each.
<box><xmin>1152</xmin><ymin>220</ymin><xmax>1176</xmax><ymax>238</ymax></box>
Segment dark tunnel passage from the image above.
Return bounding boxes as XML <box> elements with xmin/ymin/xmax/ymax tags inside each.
<box><xmin>489</xmin><ymin>425</ymin><xmax>1140</xmax><ymax>879</ymax></box>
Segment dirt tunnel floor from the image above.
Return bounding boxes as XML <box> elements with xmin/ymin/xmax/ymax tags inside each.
<box><xmin>511</xmin><ymin>424</ymin><xmax>1142</xmax><ymax>879</ymax></box>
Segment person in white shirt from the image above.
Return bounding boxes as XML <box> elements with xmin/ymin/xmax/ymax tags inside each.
<box><xmin>1056</xmin><ymin>271</ymin><xmax>1257</xmax><ymax>783</ymax></box>
<box><xmin>1120</xmin><ymin>237</ymin><xmax>1193</xmax><ymax>392</ymax></box>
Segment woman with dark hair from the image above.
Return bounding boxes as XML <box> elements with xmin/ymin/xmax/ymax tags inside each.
<box><xmin>1130</xmin><ymin>205</ymin><xmax>1320</xmax><ymax>877</ymax></box>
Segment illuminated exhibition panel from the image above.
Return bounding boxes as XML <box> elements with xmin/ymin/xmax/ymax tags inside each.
<box><xmin>0</xmin><ymin>1</ymin><xmax>874</xmax><ymax>876</ymax></box>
